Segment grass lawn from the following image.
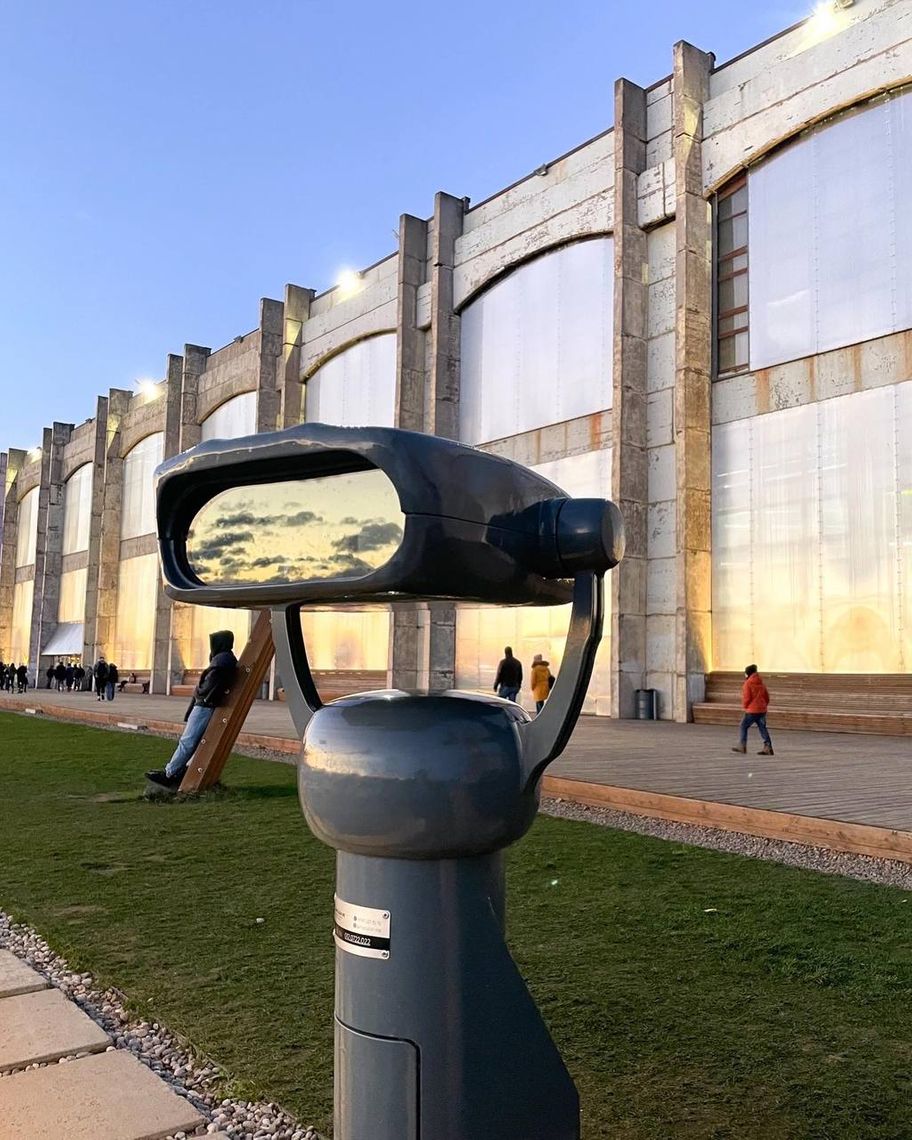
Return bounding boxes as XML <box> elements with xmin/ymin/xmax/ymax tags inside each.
<box><xmin>1</xmin><ymin>710</ymin><xmax>911</xmax><ymax>1138</ymax></box>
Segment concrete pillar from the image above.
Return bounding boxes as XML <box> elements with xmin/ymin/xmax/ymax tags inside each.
<box><xmin>91</xmin><ymin>390</ymin><xmax>132</xmax><ymax>662</ymax></box>
<box><xmin>81</xmin><ymin>397</ymin><xmax>111</xmax><ymax>666</ymax></box>
<box><xmin>279</xmin><ymin>284</ymin><xmax>316</xmax><ymax>428</ymax></box>
<box><xmin>672</xmin><ymin>42</ymin><xmax>714</xmax><ymax>721</ymax></box>
<box><xmin>257</xmin><ymin>297</ymin><xmax>285</xmax><ymax>432</ymax></box>
<box><xmin>0</xmin><ymin>449</ymin><xmax>26</xmax><ymax>659</ymax></box>
<box><xmin>153</xmin><ymin>355</ymin><xmax>185</xmax><ymax>693</ymax></box>
<box><xmin>426</xmin><ymin>193</ymin><xmax>466</xmax><ymax>690</ymax></box>
<box><xmin>178</xmin><ymin>345</ymin><xmax>210</xmax><ymax>453</ymax></box>
<box><xmin>611</xmin><ymin>78</ymin><xmax>650</xmax><ymax>719</ymax></box>
<box><xmin>33</xmin><ymin>422</ymin><xmax>73</xmax><ymax>677</ymax></box>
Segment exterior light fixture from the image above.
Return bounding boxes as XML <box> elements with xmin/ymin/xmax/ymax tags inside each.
<box><xmin>136</xmin><ymin>379</ymin><xmax>161</xmax><ymax>400</ymax></box>
<box><xmin>336</xmin><ymin>269</ymin><xmax>363</xmax><ymax>298</ymax></box>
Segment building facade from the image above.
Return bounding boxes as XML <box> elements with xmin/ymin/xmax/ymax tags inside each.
<box><xmin>2</xmin><ymin>0</ymin><xmax>910</xmax><ymax>719</ymax></box>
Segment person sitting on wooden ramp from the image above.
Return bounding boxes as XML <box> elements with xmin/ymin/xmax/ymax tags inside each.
<box><xmin>145</xmin><ymin>630</ymin><xmax>238</xmax><ymax>790</ymax></box>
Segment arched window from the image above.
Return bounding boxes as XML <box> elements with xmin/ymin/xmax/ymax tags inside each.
<box><xmin>200</xmin><ymin>392</ymin><xmax>257</xmax><ymax>441</ymax></box>
<box><xmin>735</xmin><ymin>88</ymin><xmax>912</xmax><ymax>372</ymax></box>
<box><xmin>62</xmin><ymin>463</ymin><xmax>92</xmax><ymax>555</ymax></box>
<box><xmin>459</xmin><ymin>238</ymin><xmax>614</xmax><ymax>445</ymax></box>
<box><xmin>305</xmin><ymin>334</ymin><xmax>397</xmax><ymax>427</ymax></box>
<box><xmin>121</xmin><ymin>433</ymin><xmax>164</xmax><ymax>540</ymax></box>
<box><xmin>112</xmin><ymin>552</ymin><xmax>160</xmax><ymax>670</ymax></box>
<box><xmin>15</xmin><ymin>487</ymin><xmax>39</xmax><ymax>568</ymax></box>
<box><xmin>9</xmin><ymin>580</ymin><xmax>33</xmax><ymax>664</ymax></box>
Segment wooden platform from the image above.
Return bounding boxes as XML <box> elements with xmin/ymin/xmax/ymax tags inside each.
<box><xmin>693</xmin><ymin>672</ymin><xmax>912</xmax><ymax>736</ymax></box>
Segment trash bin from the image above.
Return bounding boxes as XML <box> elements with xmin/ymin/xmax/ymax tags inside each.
<box><xmin>635</xmin><ymin>688</ymin><xmax>657</xmax><ymax>720</ymax></box>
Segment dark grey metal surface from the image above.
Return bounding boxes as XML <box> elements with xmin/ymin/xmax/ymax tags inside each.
<box><xmin>334</xmin><ymin>1021</ymin><xmax>418</xmax><ymax>1140</ymax></box>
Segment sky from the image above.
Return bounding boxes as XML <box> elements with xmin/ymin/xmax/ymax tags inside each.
<box><xmin>1</xmin><ymin>0</ymin><xmax>804</xmax><ymax>448</ymax></box>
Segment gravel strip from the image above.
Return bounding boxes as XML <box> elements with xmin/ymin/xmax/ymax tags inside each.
<box><xmin>541</xmin><ymin>796</ymin><xmax>912</xmax><ymax>890</ymax></box>
<box><xmin>0</xmin><ymin>912</ymin><xmax>321</xmax><ymax>1140</ymax></box>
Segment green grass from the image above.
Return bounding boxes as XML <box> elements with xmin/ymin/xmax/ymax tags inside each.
<box><xmin>0</xmin><ymin>710</ymin><xmax>910</xmax><ymax>1138</ymax></box>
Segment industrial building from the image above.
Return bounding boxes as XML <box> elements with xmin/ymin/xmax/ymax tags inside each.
<box><xmin>1</xmin><ymin>0</ymin><xmax>910</xmax><ymax>724</ymax></box>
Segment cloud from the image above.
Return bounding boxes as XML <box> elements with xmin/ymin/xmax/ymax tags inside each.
<box><xmin>285</xmin><ymin>510</ymin><xmax>321</xmax><ymax>527</ymax></box>
<box><xmin>333</xmin><ymin>521</ymin><xmax>403</xmax><ymax>554</ymax></box>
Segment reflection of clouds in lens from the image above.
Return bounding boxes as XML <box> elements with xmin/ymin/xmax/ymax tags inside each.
<box><xmin>187</xmin><ymin>471</ymin><xmax>403</xmax><ymax>587</ymax></box>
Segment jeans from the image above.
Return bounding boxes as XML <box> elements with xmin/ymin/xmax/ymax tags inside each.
<box><xmin>105</xmin><ymin>681</ymin><xmax>115</xmax><ymax>701</ymax></box>
<box><xmin>165</xmin><ymin>704</ymin><xmax>215</xmax><ymax>779</ymax></box>
<box><xmin>535</xmin><ymin>699</ymin><xmax>545</xmax><ymax>713</ymax></box>
<box><xmin>497</xmin><ymin>685</ymin><xmax>520</xmax><ymax>703</ymax></box>
<box><xmin>739</xmin><ymin>712</ymin><xmax>771</xmax><ymax>746</ymax></box>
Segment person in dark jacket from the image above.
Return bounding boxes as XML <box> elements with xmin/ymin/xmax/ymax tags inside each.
<box><xmin>93</xmin><ymin>656</ymin><xmax>109</xmax><ymax>700</ymax></box>
<box><xmin>105</xmin><ymin>662</ymin><xmax>119</xmax><ymax>702</ymax></box>
<box><xmin>74</xmin><ymin>663</ymin><xmax>85</xmax><ymax>691</ymax></box>
<box><xmin>145</xmin><ymin>630</ymin><xmax>238</xmax><ymax>789</ymax></box>
<box><xmin>493</xmin><ymin>646</ymin><xmax>523</xmax><ymax>703</ymax></box>
<box><xmin>54</xmin><ymin>661</ymin><xmax>66</xmax><ymax>691</ymax></box>
<box><xmin>16</xmin><ymin>664</ymin><xmax>28</xmax><ymax>693</ymax></box>
<box><xmin>45</xmin><ymin>664</ymin><xmax>54</xmax><ymax>689</ymax></box>
<box><xmin>731</xmin><ymin>664</ymin><xmax>774</xmax><ymax>756</ymax></box>
<box><xmin>64</xmin><ymin>662</ymin><xmax>75</xmax><ymax>691</ymax></box>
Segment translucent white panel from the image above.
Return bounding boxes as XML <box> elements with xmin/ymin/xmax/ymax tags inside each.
<box><xmin>455</xmin><ymin>448</ymin><xmax>613</xmax><ymax>714</ymax></box>
<box><xmin>10</xmin><ymin>579</ymin><xmax>33</xmax><ymax>663</ymax></box>
<box><xmin>112</xmin><ymin>553</ymin><xmax>160</xmax><ymax>670</ymax></box>
<box><xmin>15</xmin><ymin>487</ymin><xmax>39</xmax><ymax>568</ymax></box>
<box><xmin>305</xmin><ymin>334</ymin><xmax>396</xmax><ymax>428</ymax></box>
<box><xmin>300</xmin><ymin>610</ymin><xmax>391</xmax><ymax>671</ymax></box>
<box><xmin>712</xmin><ymin>382</ymin><xmax>912</xmax><ymax>673</ymax></box>
<box><xmin>749</xmin><ymin>91</ymin><xmax>912</xmax><ymax>370</ymax></box>
<box><xmin>459</xmin><ymin>239</ymin><xmax>614</xmax><ymax>445</ymax></box>
<box><xmin>58</xmin><ymin>567</ymin><xmax>87</xmax><ymax>623</ymax></box>
<box><xmin>749</xmin><ymin>144</ymin><xmax>814</xmax><ymax>369</ymax></box>
<box><xmin>818</xmin><ymin>388</ymin><xmax>899</xmax><ymax>672</ymax></box>
<box><xmin>121</xmin><ymin>433</ymin><xmax>164</xmax><ymax>540</ymax></box>
<box><xmin>200</xmin><ymin>392</ymin><xmax>257</xmax><ymax>442</ymax></box>
<box><xmin>188</xmin><ymin>606</ymin><xmax>250</xmax><ymax>670</ymax></box>
<box><xmin>62</xmin><ymin>464</ymin><xmax>92</xmax><ymax>555</ymax></box>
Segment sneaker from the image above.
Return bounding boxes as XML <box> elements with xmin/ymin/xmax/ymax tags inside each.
<box><xmin>757</xmin><ymin>744</ymin><xmax>774</xmax><ymax>756</ymax></box>
<box><xmin>730</xmin><ymin>743</ymin><xmax>746</xmax><ymax>754</ymax></box>
<box><xmin>145</xmin><ymin>769</ymin><xmax>181</xmax><ymax>789</ymax></box>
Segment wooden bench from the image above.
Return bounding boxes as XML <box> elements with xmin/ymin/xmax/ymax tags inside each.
<box><xmin>692</xmin><ymin>672</ymin><xmax>912</xmax><ymax>736</ymax></box>
<box><xmin>171</xmin><ymin>670</ymin><xmax>201</xmax><ymax>699</ymax></box>
<box><xmin>116</xmin><ymin>673</ymin><xmax>150</xmax><ymax>695</ymax></box>
<box><xmin>277</xmin><ymin>670</ymin><xmax>388</xmax><ymax>704</ymax></box>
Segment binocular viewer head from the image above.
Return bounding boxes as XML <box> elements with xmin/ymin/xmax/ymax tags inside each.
<box><xmin>155</xmin><ymin>423</ymin><xmax>624</xmax><ymax>609</ymax></box>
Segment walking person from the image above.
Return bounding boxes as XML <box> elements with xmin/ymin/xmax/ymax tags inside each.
<box><xmin>16</xmin><ymin>663</ymin><xmax>28</xmax><ymax>693</ymax></box>
<box><xmin>105</xmin><ymin>662</ymin><xmax>119</xmax><ymax>702</ymax></box>
<box><xmin>493</xmin><ymin>646</ymin><xmax>522</xmax><ymax>703</ymax></box>
<box><xmin>45</xmin><ymin>663</ymin><xmax>54</xmax><ymax>689</ymax></box>
<box><xmin>145</xmin><ymin>630</ymin><xmax>238</xmax><ymax>790</ymax></box>
<box><xmin>74</xmin><ymin>663</ymin><xmax>85</xmax><ymax>691</ymax></box>
<box><xmin>64</xmin><ymin>662</ymin><xmax>75</xmax><ymax>692</ymax></box>
<box><xmin>54</xmin><ymin>660</ymin><xmax>66</xmax><ymax>691</ymax></box>
<box><xmin>530</xmin><ymin>653</ymin><xmax>552</xmax><ymax>714</ymax></box>
<box><xmin>731</xmin><ymin>664</ymin><xmax>774</xmax><ymax>756</ymax></box>
<box><xmin>93</xmin><ymin>655</ymin><xmax>109</xmax><ymax>700</ymax></box>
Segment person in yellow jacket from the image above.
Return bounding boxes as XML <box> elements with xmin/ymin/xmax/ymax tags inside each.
<box><xmin>530</xmin><ymin>653</ymin><xmax>552</xmax><ymax>713</ymax></box>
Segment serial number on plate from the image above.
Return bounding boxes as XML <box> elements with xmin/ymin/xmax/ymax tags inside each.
<box><xmin>333</xmin><ymin>896</ymin><xmax>391</xmax><ymax>961</ymax></box>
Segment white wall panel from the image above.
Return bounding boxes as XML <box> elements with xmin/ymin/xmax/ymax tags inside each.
<box><xmin>305</xmin><ymin>334</ymin><xmax>396</xmax><ymax>428</ymax></box>
<box><xmin>200</xmin><ymin>392</ymin><xmax>257</xmax><ymax>441</ymax></box>
<box><xmin>15</xmin><ymin>487</ymin><xmax>39</xmax><ymax>568</ymax></box>
<box><xmin>712</xmin><ymin>383</ymin><xmax>912</xmax><ymax>672</ymax></box>
<box><xmin>121</xmin><ymin>433</ymin><xmax>163</xmax><ymax>540</ymax></box>
<box><xmin>58</xmin><ymin>567</ymin><xmax>87</xmax><ymax>624</ymax></box>
<box><xmin>10</xmin><ymin>579</ymin><xmax>33</xmax><ymax>663</ymax></box>
<box><xmin>300</xmin><ymin>610</ymin><xmax>391</xmax><ymax>672</ymax></box>
<box><xmin>112</xmin><ymin>553</ymin><xmax>159</xmax><ymax>670</ymax></box>
<box><xmin>459</xmin><ymin>239</ymin><xmax>614</xmax><ymax>445</ymax></box>
<box><xmin>62</xmin><ymin>464</ymin><xmax>92</xmax><ymax>555</ymax></box>
<box><xmin>749</xmin><ymin>91</ymin><xmax>912</xmax><ymax>370</ymax></box>
<box><xmin>456</xmin><ymin>449</ymin><xmax>612</xmax><ymax>714</ymax></box>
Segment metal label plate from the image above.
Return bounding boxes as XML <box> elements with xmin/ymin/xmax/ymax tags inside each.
<box><xmin>333</xmin><ymin>895</ymin><xmax>391</xmax><ymax>960</ymax></box>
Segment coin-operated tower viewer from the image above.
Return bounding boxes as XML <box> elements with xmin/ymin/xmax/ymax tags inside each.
<box><xmin>156</xmin><ymin>423</ymin><xmax>625</xmax><ymax>1140</ymax></box>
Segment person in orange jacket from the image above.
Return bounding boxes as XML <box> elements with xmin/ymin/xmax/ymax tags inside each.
<box><xmin>732</xmin><ymin>663</ymin><xmax>774</xmax><ymax>755</ymax></box>
<box><xmin>530</xmin><ymin>653</ymin><xmax>552</xmax><ymax>714</ymax></box>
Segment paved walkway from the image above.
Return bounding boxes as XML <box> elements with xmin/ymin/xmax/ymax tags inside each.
<box><xmin>0</xmin><ymin>949</ymin><xmax>225</xmax><ymax>1139</ymax></box>
<box><xmin>4</xmin><ymin>687</ymin><xmax>911</xmax><ymax>832</ymax></box>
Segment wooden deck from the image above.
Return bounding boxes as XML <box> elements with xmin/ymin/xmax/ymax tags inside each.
<box><xmin>4</xmin><ymin>689</ymin><xmax>912</xmax><ymax>860</ymax></box>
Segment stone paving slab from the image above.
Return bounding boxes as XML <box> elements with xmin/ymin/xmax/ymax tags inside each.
<box><xmin>0</xmin><ymin>950</ymin><xmax>48</xmax><ymax>998</ymax></box>
<box><xmin>0</xmin><ymin>1048</ymin><xmax>205</xmax><ymax>1139</ymax></box>
<box><xmin>0</xmin><ymin>988</ymin><xmax>109</xmax><ymax>1071</ymax></box>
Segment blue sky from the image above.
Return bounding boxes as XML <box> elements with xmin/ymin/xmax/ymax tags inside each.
<box><xmin>1</xmin><ymin>0</ymin><xmax>800</xmax><ymax>447</ymax></box>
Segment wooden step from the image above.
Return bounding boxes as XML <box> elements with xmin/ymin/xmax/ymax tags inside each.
<box><xmin>693</xmin><ymin>702</ymin><xmax>912</xmax><ymax>736</ymax></box>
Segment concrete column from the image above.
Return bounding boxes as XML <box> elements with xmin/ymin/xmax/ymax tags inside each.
<box><xmin>178</xmin><ymin>345</ymin><xmax>210</xmax><ymax>453</ymax></box>
<box><xmin>91</xmin><ymin>390</ymin><xmax>132</xmax><ymax>662</ymax></box>
<box><xmin>672</xmin><ymin>42</ymin><xmax>714</xmax><ymax>721</ymax></box>
<box><xmin>611</xmin><ymin>78</ymin><xmax>650</xmax><ymax>719</ymax></box>
<box><xmin>81</xmin><ymin>397</ymin><xmax>111</xmax><ymax>665</ymax></box>
<box><xmin>425</xmin><ymin>193</ymin><xmax>466</xmax><ymax>690</ymax></box>
<box><xmin>279</xmin><ymin>284</ymin><xmax>316</xmax><ymax>428</ymax></box>
<box><xmin>153</xmin><ymin>355</ymin><xmax>185</xmax><ymax>693</ymax></box>
<box><xmin>257</xmin><ymin>297</ymin><xmax>285</xmax><ymax>432</ymax></box>
<box><xmin>0</xmin><ymin>449</ymin><xmax>25</xmax><ymax>658</ymax></box>
<box><xmin>33</xmin><ymin>422</ymin><xmax>73</xmax><ymax>677</ymax></box>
